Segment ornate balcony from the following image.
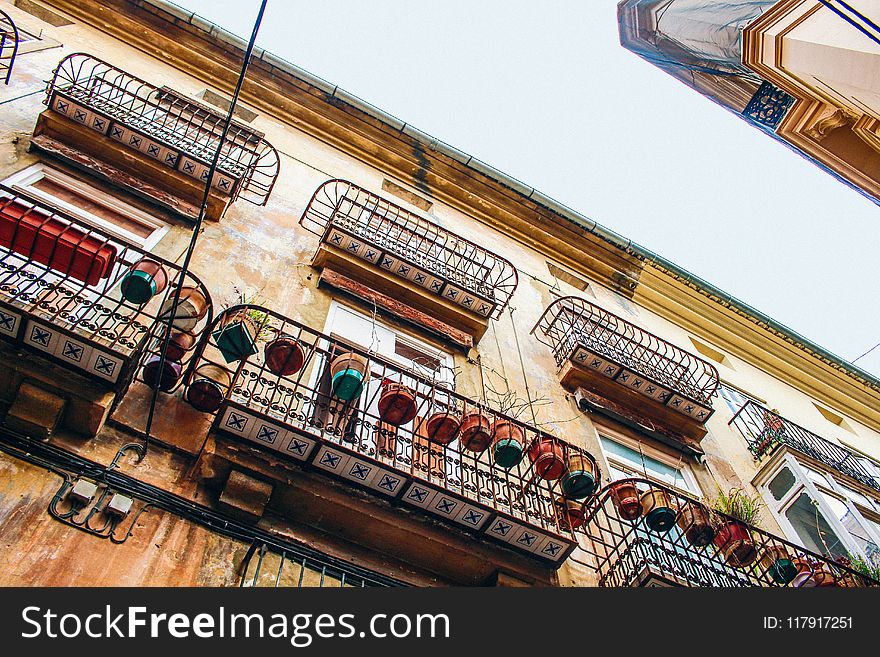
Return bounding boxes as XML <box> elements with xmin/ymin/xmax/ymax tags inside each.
<box><xmin>533</xmin><ymin>297</ymin><xmax>719</xmax><ymax>440</ymax></box>
<box><xmin>36</xmin><ymin>53</ymin><xmax>279</xmax><ymax>220</ymax></box>
<box><xmin>583</xmin><ymin>477</ymin><xmax>878</xmax><ymax>587</ymax></box>
<box><xmin>184</xmin><ymin>305</ymin><xmax>598</xmax><ymax>567</ymax></box>
<box><xmin>0</xmin><ymin>9</ymin><xmax>18</xmax><ymax>85</ymax></box>
<box><xmin>729</xmin><ymin>401</ymin><xmax>880</xmax><ymax>493</ymax></box>
<box><xmin>0</xmin><ymin>184</ymin><xmax>213</xmax><ymax>396</ymax></box>
<box><xmin>301</xmin><ymin>180</ymin><xmax>518</xmax><ymax>345</ymax></box>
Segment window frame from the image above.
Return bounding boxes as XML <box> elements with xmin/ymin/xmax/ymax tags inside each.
<box><xmin>759</xmin><ymin>452</ymin><xmax>880</xmax><ymax>566</ymax></box>
<box><xmin>3</xmin><ymin>163</ymin><xmax>169</xmax><ymax>249</ymax></box>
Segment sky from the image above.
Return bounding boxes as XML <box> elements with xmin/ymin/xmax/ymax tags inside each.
<box><xmin>172</xmin><ymin>0</ymin><xmax>880</xmax><ymax>379</ymax></box>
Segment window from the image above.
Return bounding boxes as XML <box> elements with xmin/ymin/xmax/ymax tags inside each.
<box><xmin>761</xmin><ymin>456</ymin><xmax>880</xmax><ymax>567</ymax></box>
<box><xmin>3</xmin><ymin>164</ymin><xmax>168</xmax><ymax>249</ymax></box>
<box><xmin>718</xmin><ymin>383</ymin><xmax>762</xmax><ymax>416</ymax></box>
<box><xmin>599</xmin><ymin>434</ymin><xmax>699</xmax><ymax>496</ymax></box>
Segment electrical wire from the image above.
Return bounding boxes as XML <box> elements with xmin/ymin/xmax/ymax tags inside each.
<box><xmin>852</xmin><ymin>340</ymin><xmax>880</xmax><ymax>364</ymax></box>
<box><xmin>140</xmin><ymin>0</ymin><xmax>268</xmax><ymax>460</ymax></box>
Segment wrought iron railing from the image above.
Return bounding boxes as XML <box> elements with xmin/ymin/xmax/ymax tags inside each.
<box><xmin>44</xmin><ymin>53</ymin><xmax>279</xmax><ymax>205</ymax></box>
<box><xmin>239</xmin><ymin>541</ymin><xmax>400</xmax><ymax>588</ymax></box>
<box><xmin>583</xmin><ymin>477</ymin><xmax>878</xmax><ymax>587</ymax></box>
<box><xmin>533</xmin><ymin>296</ymin><xmax>719</xmax><ymax>418</ymax></box>
<box><xmin>300</xmin><ymin>180</ymin><xmax>518</xmax><ymax>319</ymax></box>
<box><xmin>184</xmin><ymin>305</ymin><xmax>598</xmax><ymax>563</ymax></box>
<box><xmin>729</xmin><ymin>401</ymin><xmax>880</xmax><ymax>492</ymax></box>
<box><xmin>0</xmin><ymin>9</ymin><xmax>18</xmax><ymax>85</ymax></box>
<box><xmin>0</xmin><ymin>185</ymin><xmax>213</xmax><ymax>391</ymax></box>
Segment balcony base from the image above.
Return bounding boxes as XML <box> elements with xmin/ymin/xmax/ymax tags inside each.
<box><xmin>560</xmin><ymin>360</ymin><xmax>709</xmax><ymax>442</ymax></box>
<box><xmin>33</xmin><ymin>110</ymin><xmax>231</xmax><ymax>221</ymax></box>
<box><xmin>195</xmin><ymin>429</ymin><xmax>560</xmax><ymax>586</ymax></box>
<box><xmin>0</xmin><ymin>340</ymin><xmax>115</xmax><ymax>437</ymax></box>
<box><xmin>313</xmin><ymin>243</ymin><xmax>491</xmax><ymax>343</ymax></box>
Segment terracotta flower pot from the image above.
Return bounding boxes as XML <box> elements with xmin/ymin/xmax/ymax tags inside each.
<box><xmin>491</xmin><ymin>419</ymin><xmax>525</xmax><ymax>468</ymax></box>
<box><xmin>758</xmin><ymin>545</ymin><xmax>798</xmax><ymax>585</ymax></box>
<box><xmin>158</xmin><ymin>286</ymin><xmax>209</xmax><ymax>331</ymax></box>
<box><xmin>264</xmin><ymin>334</ymin><xmax>305</xmax><ymax>376</ymax></box>
<box><xmin>713</xmin><ymin>520</ymin><xmax>758</xmax><ymax>567</ymax></box>
<box><xmin>329</xmin><ymin>351</ymin><xmax>368</xmax><ymax>401</ymax></box>
<box><xmin>378</xmin><ymin>381</ymin><xmax>418</xmax><ymax>426</ymax></box>
<box><xmin>141</xmin><ymin>354</ymin><xmax>182</xmax><ymax>391</ymax></box>
<box><xmin>609</xmin><ymin>481</ymin><xmax>642</xmax><ymax>521</ymax></box>
<box><xmin>677</xmin><ymin>503</ymin><xmax>715</xmax><ymax>548</ymax></box>
<box><xmin>527</xmin><ymin>436</ymin><xmax>567</xmax><ymax>480</ymax></box>
<box><xmin>185</xmin><ymin>363</ymin><xmax>232</xmax><ymax>413</ymax></box>
<box><xmin>558</xmin><ymin>497</ymin><xmax>586</xmax><ymax>530</ymax></box>
<box><xmin>791</xmin><ymin>559</ymin><xmax>836</xmax><ymax>587</ymax></box>
<box><xmin>458</xmin><ymin>411</ymin><xmax>492</xmax><ymax>453</ymax></box>
<box><xmin>424</xmin><ymin>411</ymin><xmax>460</xmax><ymax>445</ymax></box>
<box><xmin>640</xmin><ymin>489</ymin><xmax>677</xmax><ymax>533</ymax></box>
<box><xmin>561</xmin><ymin>452</ymin><xmax>597</xmax><ymax>500</ymax></box>
<box><xmin>164</xmin><ymin>330</ymin><xmax>196</xmax><ymax>362</ymax></box>
<box><xmin>212</xmin><ymin>314</ymin><xmax>259</xmax><ymax>364</ymax></box>
<box><xmin>121</xmin><ymin>258</ymin><xmax>169</xmax><ymax>304</ymax></box>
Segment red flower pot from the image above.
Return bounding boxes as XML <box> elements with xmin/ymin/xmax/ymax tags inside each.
<box><xmin>424</xmin><ymin>411</ymin><xmax>460</xmax><ymax>445</ymax></box>
<box><xmin>609</xmin><ymin>481</ymin><xmax>642</xmax><ymax>521</ymax></box>
<box><xmin>264</xmin><ymin>335</ymin><xmax>305</xmax><ymax>376</ymax></box>
<box><xmin>558</xmin><ymin>497</ymin><xmax>586</xmax><ymax>530</ymax></box>
<box><xmin>142</xmin><ymin>355</ymin><xmax>182</xmax><ymax>391</ymax></box>
<box><xmin>527</xmin><ymin>436</ymin><xmax>567</xmax><ymax>480</ymax></box>
<box><xmin>713</xmin><ymin>521</ymin><xmax>758</xmax><ymax>567</ymax></box>
<box><xmin>458</xmin><ymin>411</ymin><xmax>492</xmax><ymax>453</ymax></box>
<box><xmin>164</xmin><ymin>330</ymin><xmax>196</xmax><ymax>362</ymax></box>
<box><xmin>377</xmin><ymin>381</ymin><xmax>418</xmax><ymax>426</ymax></box>
<box><xmin>185</xmin><ymin>363</ymin><xmax>233</xmax><ymax>413</ymax></box>
<box><xmin>0</xmin><ymin>198</ymin><xmax>117</xmax><ymax>286</ymax></box>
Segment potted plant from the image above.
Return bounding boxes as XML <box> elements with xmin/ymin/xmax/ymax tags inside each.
<box><xmin>120</xmin><ymin>257</ymin><xmax>169</xmax><ymax>304</ymax></box>
<box><xmin>491</xmin><ymin>418</ymin><xmax>525</xmax><ymax>468</ymax></box>
<box><xmin>791</xmin><ymin>557</ymin><xmax>837</xmax><ymax>587</ymax></box>
<box><xmin>609</xmin><ymin>480</ymin><xmax>642</xmax><ymax>521</ymax></box>
<box><xmin>560</xmin><ymin>452</ymin><xmax>597</xmax><ymax>500</ymax></box>
<box><xmin>185</xmin><ymin>362</ymin><xmax>233</xmax><ymax>413</ymax></box>
<box><xmin>527</xmin><ymin>435</ymin><xmax>567</xmax><ymax>480</ymax></box>
<box><xmin>263</xmin><ymin>334</ymin><xmax>305</xmax><ymax>376</ymax></box>
<box><xmin>834</xmin><ymin>554</ymin><xmax>879</xmax><ymax>587</ymax></box>
<box><xmin>329</xmin><ymin>351</ymin><xmax>369</xmax><ymax>402</ymax></box>
<box><xmin>158</xmin><ymin>285</ymin><xmax>209</xmax><ymax>331</ymax></box>
<box><xmin>710</xmin><ymin>487</ymin><xmax>762</xmax><ymax>568</ymax></box>
<box><xmin>758</xmin><ymin>545</ymin><xmax>798</xmax><ymax>585</ymax></box>
<box><xmin>639</xmin><ymin>487</ymin><xmax>678</xmax><ymax>533</ymax></box>
<box><xmin>377</xmin><ymin>379</ymin><xmax>419</xmax><ymax>426</ymax></box>
<box><xmin>424</xmin><ymin>410</ymin><xmax>460</xmax><ymax>445</ymax></box>
<box><xmin>677</xmin><ymin>501</ymin><xmax>715</xmax><ymax>547</ymax></box>
<box><xmin>458</xmin><ymin>409</ymin><xmax>492</xmax><ymax>453</ymax></box>
<box><xmin>556</xmin><ymin>496</ymin><xmax>586</xmax><ymax>531</ymax></box>
<box><xmin>141</xmin><ymin>354</ymin><xmax>182</xmax><ymax>392</ymax></box>
<box><xmin>212</xmin><ymin>312</ymin><xmax>260</xmax><ymax>363</ymax></box>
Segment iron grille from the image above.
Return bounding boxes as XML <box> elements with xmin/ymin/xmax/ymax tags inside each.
<box><xmin>0</xmin><ymin>184</ymin><xmax>213</xmax><ymax>391</ymax></box>
<box><xmin>532</xmin><ymin>296</ymin><xmax>719</xmax><ymax>408</ymax></box>
<box><xmin>0</xmin><ymin>9</ymin><xmax>18</xmax><ymax>85</ymax></box>
<box><xmin>742</xmin><ymin>81</ymin><xmax>796</xmax><ymax>130</ymax></box>
<box><xmin>45</xmin><ymin>53</ymin><xmax>280</xmax><ymax>206</ymax></box>
<box><xmin>729</xmin><ymin>400</ymin><xmax>880</xmax><ymax>492</ymax></box>
<box><xmin>583</xmin><ymin>477</ymin><xmax>878</xmax><ymax>587</ymax></box>
<box><xmin>185</xmin><ymin>305</ymin><xmax>600</xmax><ymax>563</ymax></box>
<box><xmin>300</xmin><ymin>180</ymin><xmax>518</xmax><ymax>319</ymax></box>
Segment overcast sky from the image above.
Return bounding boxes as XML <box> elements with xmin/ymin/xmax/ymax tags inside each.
<box><xmin>172</xmin><ymin>0</ymin><xmax>880</xmax><ymax>379</ymax></box>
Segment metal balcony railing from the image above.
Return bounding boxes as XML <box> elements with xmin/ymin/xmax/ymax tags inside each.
<box><xmin>300</xmin><ymin>180</ymin><xmax>518</xmax><ymax>320</ymax></box>
<box><xmin>239</xmin><ymin>542</ymin><xmax>401</xmax><ymax>588</ymax></box>
<box><xmin>583</xmin><ymin>477</ymin><xmax>878</xmax><ymax>587</ymax></box>
<box><xmin>729</xmin><ymin>401</ymin><xmax>880</xmax><ymax>493</ymax></box>
<box><xmin>45</xmin><ymin>53</ymin><xmax>280</xmax><ymax>206</ymax></box>
<box><xmin>0</xmin><ymin>185</ymin><xmax>213</xmax><ymax>390</ymax></box>
<box><xmin>533</xmin><ymin>296</ymin><xmax>719</xmax><ymax>418</ymax></box>
<box><xmin>0</xmin><ymin>9</ymin><xmax>18</xmax><ymax>85</ymax></box>
<box><xmin>185</xmin><ymin>305</ymin><xmax>599</xmax><ymax>563</ymax></box>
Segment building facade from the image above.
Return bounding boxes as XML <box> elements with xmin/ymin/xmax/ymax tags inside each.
<box><xmin>0</xmin><ymin>0</ymin><xmax>878</xmax><ymax>587</ymax></box>
<box><xmin>618</xmin><ymin>0</ymin><xmax>880</xmax><ymax>206</ymax></box>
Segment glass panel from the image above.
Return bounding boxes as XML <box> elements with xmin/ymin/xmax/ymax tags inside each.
<box><xmin>841</xmin><ymin>484</ymin><xmax>876</xmax><ymax>511</ymax></box>
<box><xmin>817</xmin><ymin>489</ymin><xmax>880</xmax><ymax>566</ymax></box>
<box><xmin>802</xmin><ymin>464</ymin><xmax>830</xmax><ymax>488</ymax></box>
<box><xmin>600</xmin><ymin>437</ymin><xmax>690</xmax><ymax>491</ymax></box>
<box><xmin>784</xmin><ymin>492</ymin><xmax>848</xmax><ymax>559</ymax></box>
<box><xmin>768</xmin><ymin>467</ymin><xmax>796</xmax><ymax>501</ymax></box>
